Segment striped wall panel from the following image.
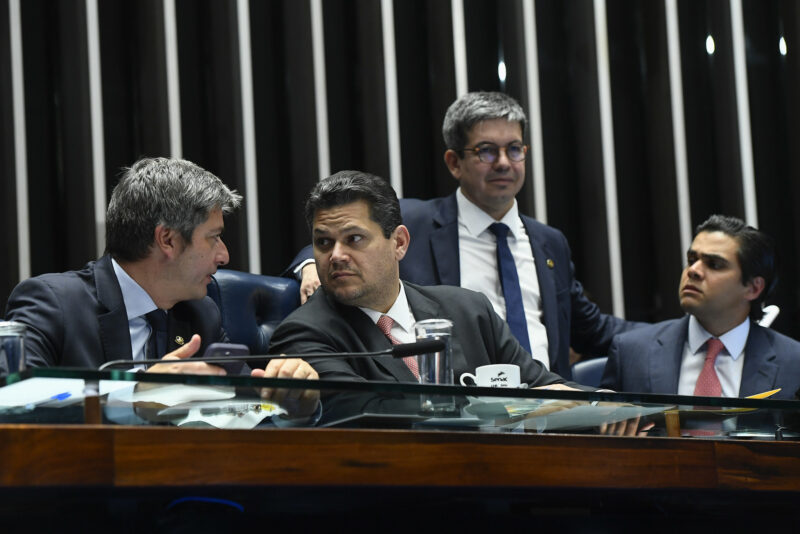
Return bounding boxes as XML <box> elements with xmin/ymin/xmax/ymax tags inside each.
<box><xmin>2</xmin><ymin>0</ymin><xmax>800</xmax><ymax>339</ymax></box>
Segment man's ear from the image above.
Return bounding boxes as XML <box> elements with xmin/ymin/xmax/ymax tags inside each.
<box><xmin>153</xmin><ymin>225</ymin><xmax>182</xmax><ymax>259</ymax></box>
<box><xmin>744</xmin><ymin>276</ymin><xmax>766</xmax><ymax>302</ymax></box>
<box><xmin>393</xmin><ymin>225</ymin><xmax>410</xmax><ymax>261</ymax></box>
<box><xmin>444</xmin><ymin>149</ymin><xmax>462</xmax><ymax>180</ymax></box>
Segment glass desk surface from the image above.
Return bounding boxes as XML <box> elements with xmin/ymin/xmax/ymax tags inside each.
<box><xmin>2</xmin><ymin>367</ymin><xmax>799</xmax><ymax>439</ymax></box>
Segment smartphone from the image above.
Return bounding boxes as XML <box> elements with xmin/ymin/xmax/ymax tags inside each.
<box><xmin>200</xmin><ymin>342</ymin><xmax>250</xmax><ymax>375</ymax></box>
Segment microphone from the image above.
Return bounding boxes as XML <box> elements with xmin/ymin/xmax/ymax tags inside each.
<box><xmin>389</xmin><ymin>339</ymin><xmax>444</xmax><ymax>357</ymax></box>
<box><xmin>98</xmin><ymin>339</ymin><xmax>446</xmax><ymax>371</ymax></box>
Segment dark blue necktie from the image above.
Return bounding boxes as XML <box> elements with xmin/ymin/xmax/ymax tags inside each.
<box><xmin>145</xmin><ymin>309</ymin><xmax>169</xmax><ymax>359</ymax></box>
<box><xmin>489</xmin><ymin>222</ymin><xmax>531</xmax><ymax>354</ymax></box>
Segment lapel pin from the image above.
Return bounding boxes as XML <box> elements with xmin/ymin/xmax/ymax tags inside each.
<box><xmin>546</xmin><ymin>259</ymin><xmax>555</xmax><ymax>269</ymax></box>
<box><xmin>174</xmin><ymin>336</ymin><xmax>185</xmax><ymax>346</ymax></box>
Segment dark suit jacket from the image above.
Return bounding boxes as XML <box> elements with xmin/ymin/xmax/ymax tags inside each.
<box><xmin>4</xmin><ymin>255</ymin><xmax>226</xmax><ymax>369</ymax></box>
<box><xmin>600</xmin><ymin>316</ymin><xmax>800</xmax><ymax>400</ymax></box>
<box><xmin>290</xmin><ymin>194</ymin><xmax>637</xmax><ymax>379</ymax></box>
<box><xmin>403</xmin><ymin>194</ymin><xmax>641</xmax><ymax>378</ymax></box>
<box><xmin>269</xmin><ymin>281</ymin><xmax>580</xmax><ymax>388</ymax></box>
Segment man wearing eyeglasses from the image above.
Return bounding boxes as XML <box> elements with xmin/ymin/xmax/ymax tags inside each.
<box><xmin>293</xmin><ymin>91</ymin><xmax>639</xmax><ymax>379</ymax></box>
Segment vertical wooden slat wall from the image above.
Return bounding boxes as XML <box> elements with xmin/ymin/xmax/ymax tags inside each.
<box><xmin>2</xmin><ymin>0</ymin><xmax>799</xmax><ymax>340</ymax></box>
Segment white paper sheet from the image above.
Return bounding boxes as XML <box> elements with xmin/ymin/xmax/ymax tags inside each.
<box><xmin>0</xmin><ymin>377</ymin><xmax>136</xmax><ymax>407</ymax></box>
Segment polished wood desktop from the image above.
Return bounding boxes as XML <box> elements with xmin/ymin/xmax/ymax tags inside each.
<box><xmin>3</xmin><ymin>369</ymin><xmax>800</xmax><ymax>527</ymax></box>
<box><xmin>2</xmin><ymin>424</ymin><xmax>799</xmax><ymax>492</ymax></box>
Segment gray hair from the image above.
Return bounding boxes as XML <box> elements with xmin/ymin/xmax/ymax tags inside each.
<box><xmin>442</xmin><ymin>91</ymin><xmax>528</xmax><ymax>151</ymax></box>
<box><xmin>105</xmin><ymin>157</ymin><xmax>242</xmax><ymax>261</ymax></box>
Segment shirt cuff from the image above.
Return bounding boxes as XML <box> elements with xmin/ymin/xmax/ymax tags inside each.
<box><xmin>293</xmin><ymin>259</ymin><xmax>316</xmax><ymax>280</ymax></box>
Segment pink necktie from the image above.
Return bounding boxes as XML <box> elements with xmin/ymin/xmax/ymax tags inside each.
<box><xmin>377</xmin><ymin>315</ymin><xmax>419</xmax><ymax>380</ymax></box>
<box><xmin>693</xmin><ymin>338</ymin><xmax>725</xmax><ymax>397</ymax></box>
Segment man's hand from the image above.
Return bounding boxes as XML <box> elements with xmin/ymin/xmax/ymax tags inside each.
<box><xmin>300</xmin><ymin>263</ymin><xmax>321</xmax><ymax>304</ymax></box>
<box><xmin>251</xmin><ymin>358</ymin><xmax>319</xmax><ymax>418</ymax></box>
<box><xmin>598</xmin><ymin>415</ymin><xmax>655</xmax><ymax>436</ymax></box>
<box><xmin>145</xmin><ymin>334</ymin><xmax>227</xmax><ymax>375</ymax></box>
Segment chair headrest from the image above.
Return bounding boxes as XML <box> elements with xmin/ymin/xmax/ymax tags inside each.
<box><xmin>570</xmin><ymin>357</ymin><xmax>608</xmax><ymax>389</ymax></box>
<box><xmin>207</xmin><ymin>270</ymin><xmax>300</xmax><ymax>354</ymax></box>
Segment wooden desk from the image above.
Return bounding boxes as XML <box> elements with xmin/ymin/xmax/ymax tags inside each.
<box><xmin>3</xmin><ymin>424</ymin><xmax>800</xmax><ymax>529</ymax></box>
<box><xmin>2</xmin><ymin>425</ymin><xmax>799</xmax><ymax>491</ymax></box>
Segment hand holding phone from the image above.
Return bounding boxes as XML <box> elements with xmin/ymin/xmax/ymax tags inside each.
<box><xmin>201</xmin><ymin>342</ymin><xmax>250</xmax><ymax>375</ymax></box>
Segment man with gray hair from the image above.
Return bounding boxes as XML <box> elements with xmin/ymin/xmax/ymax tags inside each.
<box><xmin>6</xmin><ymin>157</ymin><xmax>316</xmax><ymax>382</ymax></box>
<box><xmin>293</xmin><ymin>91</ymin><xmax>638</xmax><ymax>379</ymax></box>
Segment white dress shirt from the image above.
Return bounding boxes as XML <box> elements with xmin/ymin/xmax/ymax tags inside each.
<box><xmin>677</xmin><ymin>315</ymin><xmax>748</xmax><ymax>397</ymax></box>
<box><xmin>456</xmin><ymin>189</ymin><xmax>550</xmax><ymax>369</ymax></box>
<box><xmin>359</xmin><ymin>281</ymin><xmax>417</xmax><ymax>344</ymax></box>
<box><xmin>111</xmin><ymin>259</ymin><xmax>160</xmax><ymax>361</ymax></box>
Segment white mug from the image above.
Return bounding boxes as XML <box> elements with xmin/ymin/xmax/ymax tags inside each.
<box><xmin>459</xmin><ymin>364</ymin><xmax>520</xmax><ymax>388</ymax></box>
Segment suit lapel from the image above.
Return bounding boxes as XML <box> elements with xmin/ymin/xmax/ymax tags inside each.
<box><xmin>430</xmin><ymin>194</ymin><xmax>461</xmax><ymax>286</ymax></box>
<box><xmin>94</xmin><ymin>255</ymin><xmax>134</xmax><ymax>363</ymax></box>
<box><xmin>738</xmin><ymin>324</ymin><xmax>779</xmax><ymax>397</ymax></box>
<box><xmin>335</xmin><ymin>298</ymin><xmax>418</xmax><ymax>382</ymax></box>
<box><xmin>167</xmin><ymin>311</ymin><xmax>193</xmax><ymax>354</ymax></box>
<box><xmin>403</xmin><ymin>283</ymin><xmax>466</xmax><ymax>376</ymax></box>
<box><xmin>405</xmin><ymin>283</ymin><xmax>445</xmax><ymax>322</ymax></box>
<box><xmin>649</xmin><ymin>317</ymin><xmax>689</xmax><ymax>393</ymax></box>
<box><xmin>522</xmin><ymin>216</ymin><xmax>559</xmax><ymax>361</ymax></box>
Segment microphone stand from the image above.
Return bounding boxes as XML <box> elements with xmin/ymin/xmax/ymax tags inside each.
<box><xmin>98</xmin><ymin>339</ymin><xmax>445</xmax><ymax>371</ymax></box>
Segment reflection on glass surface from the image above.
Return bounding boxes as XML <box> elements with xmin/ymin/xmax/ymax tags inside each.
<box><xmin>1</xmin><ymin>368</ymin><xmax>799</xmax><ymax>440</ymax></box>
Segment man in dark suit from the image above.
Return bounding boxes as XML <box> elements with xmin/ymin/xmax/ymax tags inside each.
<box><xmin>271</xmin><ymin>170</ymin><xmax>583</xmax><ymax>390</ymax></box>
<box><xmin>5</xmin><ymin>157</ymin><xmax>316</xmax><ymax>382</ymax></box>
<box><xmin>291</xmin><ymin>92</ymin><xmax>637</xmax><ymax>379</ymax></box>
<box><xmin>601</xmin><ymin>215</ymin><xmax>800</xmax><ymax>399</ymax></box>
<box><xmin>5</xmin><ymin>254</ymin><xmax>226</xmax><ymax>372</ymax></box>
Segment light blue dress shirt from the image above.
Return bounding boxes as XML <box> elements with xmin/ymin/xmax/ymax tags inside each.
<box><xmin>111</xmin><ymin>259</ymin><xmax>159</xmax><ymax>361</ymax></box>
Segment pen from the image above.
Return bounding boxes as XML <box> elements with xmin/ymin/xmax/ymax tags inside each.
<box><xmin>199</xmin><ymin>403</ymin><xmax>268</xmax><ymax>416</ymax></box>
<box><xmin>22</xmin><ymin>391</ymin><xmax>74</xmax><ymax>410</ymax></box>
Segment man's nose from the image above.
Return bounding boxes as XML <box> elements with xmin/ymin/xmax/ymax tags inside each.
<box><xmin>330</xmin><ymin>241</ymin><xmax>349</xmax><ymax>262</ymax></box>
<box><xmin>493</xmin><ymin>147</ymin><xmax>511</xmax><ymax>169</ymax></box>
<box><xmin>217</xmin><ymin>239</ymin><xmax>230</xmax><ymax>266</ymax></box>
<box><xmin>687</xmin><ymin>260</ymin><xmax>702</xmax><ymax>279</ymax></box>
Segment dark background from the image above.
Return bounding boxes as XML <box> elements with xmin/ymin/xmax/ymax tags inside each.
<box><xmin>2</xmin><ymin>0</ymin><xmax>799</xmax><ymax>340</ymax></box>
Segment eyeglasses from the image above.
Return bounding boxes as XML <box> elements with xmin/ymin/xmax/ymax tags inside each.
<box><xmin>462</xmin><ymin>142</ymin><xmax>528</xmax><ymax>164</ymax></box>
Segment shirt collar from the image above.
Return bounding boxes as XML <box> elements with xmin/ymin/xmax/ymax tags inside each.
<box><xmin>456</xmin><ymin>188</ymin><xmax>523</xmax><ymax>238</ymax></box>
<box><xmin>111</xmin><ymin>258</ymin><xmax>159</xmax><ymax>320</ymax></box>
<box><xmin>687</xmin><ymin>314</ymin><xmax>750</xmax><ymax>361</ymax></box>
<box><xmin>359</xmin><ymin>281</ymin><xmax>416</xmax><ymax>335</ymax></box>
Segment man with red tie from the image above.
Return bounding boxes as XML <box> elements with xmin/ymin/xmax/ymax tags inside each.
<box><xmin>289</xmin><ymin>92</ymin><xmax>640</xmax><ymax>380</ymax></box>
<box><xmin>269</xmin><ymin>170</ymin><xmax>586</xmax><ymax>390</ymax></box>
<box><xmin>601</xmin><ymin>215</ymin><xmax>800</xmax><ymax>399</ymax></box>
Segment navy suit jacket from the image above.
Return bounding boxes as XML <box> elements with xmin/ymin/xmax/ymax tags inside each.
<box><xmin>600</xmin><ymin>316</ymin><xmax>800</xmax><ymax>399</ymax></box>
<box><xmin>4</xmin><ymin>255</ymin><xmax>226</xmax><ymax>369</ymax></box>
<box><xmin>269</xmin><ymin>282</ymin><xmax>587</xmax><ymax>389</ymax></box>
<box><xmin>290</xmin><ymin>193</ymin><xmax>636</xmax><ymax>379</ymax></box>
<box><xmin>400</xmin><ymin>194</ymin><xmax>639</xmax><ymax>379</ymax></box>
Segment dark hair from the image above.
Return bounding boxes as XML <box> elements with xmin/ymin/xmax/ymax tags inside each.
<box><xmin>695</xmin><ymin>214</ymin><xmax>777</xmax><ymax>321</ymax></box>
<box><xmin>105</xmin><ymin>157</ymin><xmax>242</xmax><ymax>262</ymax></box>
<box><xmin>442</xmin><ymin>91</ymin><xmax>527</xmax><ymax>153</ymax></box>
<box><xmin>304</xmin><ymin>170</ymin><xmax>402</xmax><ymax>238</ymax></box>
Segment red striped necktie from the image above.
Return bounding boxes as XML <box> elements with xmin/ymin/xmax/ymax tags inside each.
<box><xmin>377</xmin><ymin>314</ymin><xmax>419</xmax><ymax>380</ymax></box>
<box><xmin>693</xmin><ymin>338</ymin><xmax>724</xmax><ymax>397</ymax></box>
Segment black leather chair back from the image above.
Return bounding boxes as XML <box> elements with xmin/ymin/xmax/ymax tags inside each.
<box><xmin>206</xmin><ymin>270</ymin><xmax>300</xmax><ymax>354</ymax></box>
<box><xmin>570</xmin><ymin>357</ymin><xmax>608</xmax><ymax>389</ymax></box>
